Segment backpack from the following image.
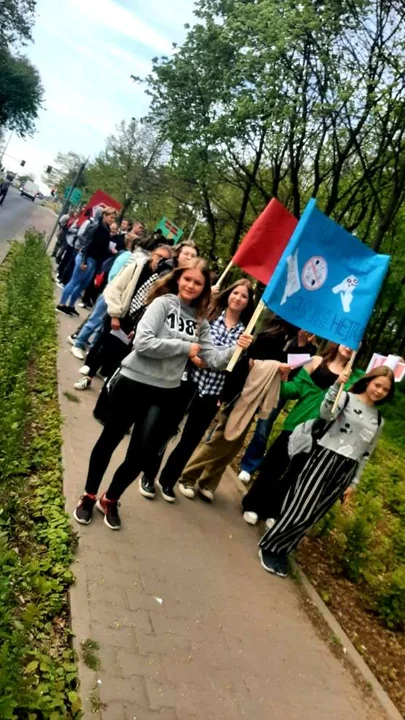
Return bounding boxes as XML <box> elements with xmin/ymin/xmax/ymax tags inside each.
<box><xmin>288</xmin><ymin>394</ymin><xmax>350</xmax><ymax>459</ymax></box>
<box><xmin>288</xmin><ymin>394</ymin><xmax>382</xmax><ymax>459</ymax></box>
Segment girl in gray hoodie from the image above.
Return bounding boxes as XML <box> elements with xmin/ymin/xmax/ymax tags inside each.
<box><xmin>73</xmin><ymin>259</ymin><xmax>252</xmax><ymax>530</ymax></box>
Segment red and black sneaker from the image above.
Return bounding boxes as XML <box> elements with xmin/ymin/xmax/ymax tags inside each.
<box><xmin>96</xmin><ymin>493</ymin><xmax>121</xmax><ymax>530</ymax></box>
<box><xmin>73</xmin><ymin>493</ymin><xmax>97</xmax><ymax>525</ymax></box>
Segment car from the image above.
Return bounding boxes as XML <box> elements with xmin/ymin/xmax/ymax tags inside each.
<box><xmin>20</xmin><ymin>180</ymin><xmax>39</xmax><ymax>201</ymax></box>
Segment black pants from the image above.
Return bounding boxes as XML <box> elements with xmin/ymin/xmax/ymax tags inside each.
<box><xmin>159</xmin><ymin>388</ymin><xmax>219</xmax><ymax>489</ymax></box>
<box><xmin>58</xmin><ymin>245</ymin><xmax>75</xmax><ymax>280</ymax></box>
<box><xmin>60</xmin><ymin>250</ymin><xmax>77</xmax><ymax>285</ymax></box>
<box><xmin>85</xmin><ymin>375</ymin><xmax>180</xmax><ymax>500</ymax></box>
<box><xmin>0</xmin><ymin>190</ymin><xmax>8</xmax><ymax>205</ymax></box>
<box><xmin>86</xmin><ymin>315</ymin><xmax>132</xmax><ymax>378</ymax></box>
<box><xmin>52</xmin><ymin>231</ymin><xmax>66</xmax><ymax>258</ymax></box>
<box><xmin>242</xmin><ymin>431</ymin><xmax>293</xmax><ymax>519</ymax></box>
<box><xmin>82</xmin><ymin>281</ymin><xmax>99</xmax><ymax>307</ymax></box>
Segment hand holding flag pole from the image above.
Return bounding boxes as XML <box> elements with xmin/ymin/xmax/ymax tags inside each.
<box><xmin>226</xmin><ymin>300</ymin><xmax>265</xmax><ymax>372</ymax></box>
<box><xmin>332</xmin><ymin>350</ymin><xmax>357</xmax><ymax>414</ymax></box>
<box><xmin>226</xmin><ymin>197</ymin><xmax>390</xmax><ymax>380</ymax></box>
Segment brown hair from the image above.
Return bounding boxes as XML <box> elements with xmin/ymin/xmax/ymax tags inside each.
<box><xmin>173</xmin><ymin>239</ymin><xmax>199</xmax><ymax>258</ymax></box>
<box><xmin>350</xmin><ymin>366</ymin><xmax>395</xmax><ymax>404</ymax></box>
<box><xmin>147</xmin><ymin>258</ymin><xmax>211</xmax><ymax>320</ymax></box>
<box><xmin>103</xmin><ymin>206</ymin><xmax>117</xmax><ymax>217</ymax></box>
<box><xmin>208</xmin><ymin>279</ymin><xmax>254</xmax><ymax>326</ymax></box>
<box><xmin>320</xmin><ymin>342</ymin><xmax>340</xmax><ymax>366</ymax></box>
<box><xmin>259</xmin><ymin>315</ymin><xmax>298</xmax><ymax>340</ymax></box>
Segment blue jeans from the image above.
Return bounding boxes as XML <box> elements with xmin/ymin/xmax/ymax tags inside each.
<box><xmin>240</xmin><ymin>397</ymin><xmax>286</xmax><ymax>474</ymax></box>
<box><xmin>74</xmin><ymin>295</ymin><xmax>108</xmax><ymax>349</ymax></box>
<box><xmin>60</xmin><ymin>253</ymin><xmax>96</xmax><ymax>308</ymax></box>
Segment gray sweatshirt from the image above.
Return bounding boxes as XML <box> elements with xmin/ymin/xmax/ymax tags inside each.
<box><xmin>120</xmin><ymin>295</ymin><xmax>236</xmax><ymax>389</ymax></box>
<box><xmin>318</xmin><ymin>382</ymin><xmax>383</xmax><ymax>486</ymax></box>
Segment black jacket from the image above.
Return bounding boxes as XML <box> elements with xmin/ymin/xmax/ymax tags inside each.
<box><xmin>81</xmin><ymin>220</ymin><xmax>111</xmax><ymax>269</ymax></box>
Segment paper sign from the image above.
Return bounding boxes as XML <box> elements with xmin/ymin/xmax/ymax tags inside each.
<box><xmin>287</xmin><ymin>353</ymin><xmax>312</xmax><ymax>369</ymax></box>
<box><xmin>366</xmin><ymin>352</ymin><xmax>405</xmax><ymax>382</ymax></box>
<box><xmin>110</xmin><ymin>329</ymin><xmax>132</xmax><ymax>346</ymax></box>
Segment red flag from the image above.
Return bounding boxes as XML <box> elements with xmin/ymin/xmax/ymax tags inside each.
<box><xmin>77</xmin><ymin>189</ymin><xmax>122</xmax><ymax>226</ymax></box>
<box><xmin>233</xmin><ymin>198</ymin><xmax>298</xmax><ymax>285</ymax></box>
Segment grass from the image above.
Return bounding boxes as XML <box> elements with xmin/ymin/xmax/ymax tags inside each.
<box><xmin>80</xmin><ymin>639</ymin><xmax>100</xmax><ymax>671</ymax></box>
<box><xmin>64</xmin><ymin>391</ymin><xmax>81</xmax><ymax>403</ymax></box>
<box><xmin>0</xmin><ymin>233</ymin><xmax>81</xmax><ymax>719</ymax></box>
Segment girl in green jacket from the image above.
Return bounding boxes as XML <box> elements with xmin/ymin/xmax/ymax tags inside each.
<box><xmin>242</xmin><ymin>343</ymin><xmax>363</xmax><ymax>526</ymax></box>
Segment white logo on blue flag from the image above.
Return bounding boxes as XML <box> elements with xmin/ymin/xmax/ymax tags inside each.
<box><xmin>262</xmin><ymin>199</ymin><xmax>390</xmax><ymax>350</ymax></box>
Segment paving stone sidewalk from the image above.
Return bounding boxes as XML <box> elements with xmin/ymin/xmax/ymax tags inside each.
<box><xmin>57</xmin><ymin>310</ymin><xmax>384</xmax><ymax>720</ymax></box>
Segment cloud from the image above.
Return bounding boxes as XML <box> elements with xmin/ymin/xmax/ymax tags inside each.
<box><xmin>69</xmin><ymin>0</ymin><xmax>173</xmax><ymax>53</ymax></box>
<box><xmin>108</xmin><ymin>46</ymin><xmax>152</xmax><ymax>77</ymax></box>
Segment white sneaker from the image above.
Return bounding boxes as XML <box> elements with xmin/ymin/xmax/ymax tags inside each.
<box><xmin>199</xmin><ymin>487</ymin><xmax>214</xmax><ymax>502</ymax></box>
<box><xmin>74</xmin><ymin>377</ymin><xmax>92</xmax><ymax>390</ymax></box>
<box><xmin>67</xmin><ymin>335</ymin><xmax>76</xmax><ymax>346</ymax></box>
<box><xmin>71</xmin><ymin>346</ymin><xmax>85</xmax><ymax>360</ymax></box>
<box><xmin>79</xmin><ymin>365</ymin><xmax>90</xmax><ymax>376</ymax></box>
<box><xmin>266</xmin><ymin>518</ymin><xmax>276</xmax><ymax>530</ymax></box>
<box><xmin>238</xmin><ymin>470</ymin><xmax>251</xmax><ymax>484</ymax></box>
<box><xmin>178</xmin><ymin>483</ymin><xmax>195</xmax><ymax>499</ymax></box>
<box><xmin>243</xmin><ymin>511</ymin><xmax>258</xmax><ymax>525</ymax></box>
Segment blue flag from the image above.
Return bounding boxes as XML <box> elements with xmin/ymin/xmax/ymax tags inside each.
<box><xmin>262</xmin><ymin>199</ymin><xmax>390</xmax><ymax>350</ymax></box>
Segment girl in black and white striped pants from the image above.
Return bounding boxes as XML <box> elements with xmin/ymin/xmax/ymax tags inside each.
<box><xmin>258</xmin><ymin>366</ymin><xmax>394</xmax><ymax>578</ymax></box>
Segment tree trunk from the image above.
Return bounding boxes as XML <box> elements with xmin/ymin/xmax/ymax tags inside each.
<box><xmin>230</xmin><ymin>129</ymin><xmax>267</xmax><ymax>256</ymax></box>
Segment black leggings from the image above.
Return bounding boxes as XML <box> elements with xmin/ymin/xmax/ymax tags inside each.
<box><xmin>159</xmin><ymin>388</ymin><xmax>219</xmax><ymax>489</ymax></box>
<box><xmin>85</xmin><ymin>374</ymin><xmax>179</xmax><ymax>500</ymax></box>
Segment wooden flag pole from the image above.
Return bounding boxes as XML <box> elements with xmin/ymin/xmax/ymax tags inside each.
<box><xmin>332</xmin><ymin>350</ymin><xmax>357</xmax><ymax>414</ymax></box>
<box><xmin>226</xmin><ymin>300</ymin><xmax>265</xmax><ymax>372</ymax></box>
<box><xmin>214</xmin><ymin>260</ymin><xmax>234</xmax><ymax>289</ymax></box>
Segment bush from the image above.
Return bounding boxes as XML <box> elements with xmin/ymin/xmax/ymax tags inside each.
<box><xmin>0</xmin><ymin>234</ymin><xmax>81</xmax><ymax>718</ymax></box>
<box><xmin>312</xmin><ymin>404</ymin><xmax>405</xmax><ymax>631</ymax></box>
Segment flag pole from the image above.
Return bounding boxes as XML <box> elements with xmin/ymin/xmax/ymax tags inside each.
<box><xmin>214</xmin><ymin>260</ymin><xmax>233</xmax><ymax>289</ymax></box>
<box><xmin>332</xmin><ymin>350</ymin><xmax>357</xmax><ymax>414</ymax></box>
<box><xmin>226</xmin><ymin>300</ymin><xmax>265</xmax><ymax>372</ymax></box>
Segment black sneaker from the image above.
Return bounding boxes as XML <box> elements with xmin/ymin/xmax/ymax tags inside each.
<box><xmin>139</xmin><ymin>475</ymin><xmax>155</xmax><ymax>499</ymax></box>
<box><xmin>258</xmin><ymin>548</ymin><xmax>277</xmax><ymax>574</ymax></box>
<box><xmin>96</xmin><ymin>493</ymin><xmax>121</xmax><ymax>530</ymax></box>
<box><xmin>56</xmin><ymin>305</ymin><xmax>72</xmax><ymax>316</ymax></box>
<box><xmin>69</xmin><ymin>307</ymin><xmax>80</xmax><ymax>317</ymax></box>
<box><xmin>275</xmin><ymin>553</ymin><xmax>288</xmax><ymax>578</ymax></box>
<box><xmin>157</xmin><ymin>480</ymin><xmax>175</xmax><ymax>503</ymax></box>
<box><xmin>73</xmin><ymin>494</ymin><xmax>97</xmax><ymax>525</ymax></box>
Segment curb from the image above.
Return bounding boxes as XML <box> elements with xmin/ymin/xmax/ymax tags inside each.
<box><xmin>228</xmin><ymin>464</ymin><xmax>403</xmax><ymax>720</ymax></box>
<box><xmin>292</xmin><ymin>562</ymin><xmax>403</xmax><ymax>720</ymax></box>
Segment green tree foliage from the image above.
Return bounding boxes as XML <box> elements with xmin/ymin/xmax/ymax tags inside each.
<box><xmin>147</xmin><ymin>0</ymin><xmax>405</xmax><ymax>255</ymax></box>
<box><xmin>0</xmin><ymin>0</ymin><xmax>36</xmax><ymax>48</ymax></box>
<box><xmin>0</xmin><ymin>46</ymin><xmax>43</xmax><ymax>136</ymax></box>
<box><xmin>85</xmin><ymin>118</ymin><xmax>167</xmax><ymax>216</ymax></box>
<box><xmin>0</xmin><ymin>0</ymin><xmax>43</xmax><ymax>137</ymax></box>
<box><xmin>41</xmin><ymin>151</ymin><xmax>87</xmax><ymax>195</ymax></box>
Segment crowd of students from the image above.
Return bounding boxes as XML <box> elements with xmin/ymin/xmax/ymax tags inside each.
<box><xmin>54</xmin><ymin>203</ymin><xmax>394</xmax><ymax>578</ymax></box>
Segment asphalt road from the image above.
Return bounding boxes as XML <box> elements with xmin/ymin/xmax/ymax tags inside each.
<box><xmin>0</xmin><ymin>186</ymin><xmax>57</xmax><ymax>262</ymax></box>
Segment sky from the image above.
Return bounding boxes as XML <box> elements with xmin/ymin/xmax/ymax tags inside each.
<box><xmin>1</xmin><ymin>0</ymin><xmax>195</xmax><ymax>192</ymax></box>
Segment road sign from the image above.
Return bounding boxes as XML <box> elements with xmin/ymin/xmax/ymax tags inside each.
<box><xmin>155</xmin><ymin>216</ymin><xmax>184</xmax><ymax>244</ymax></box>
<box><xmin>64</xmin><ymin>186</ymin><xmax>83</xmax><ymax>205</ymax></box>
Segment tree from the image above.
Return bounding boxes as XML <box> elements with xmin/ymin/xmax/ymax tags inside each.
<box><xmin>0</xmin><ymin>1</ymin><xmax>43</xmax><ymax>137</ymax></box>
<box><xmin>0</xmin><ymin>46</ymin><xmax>43</xmax><ymax>136</ymax></box>
<box><xmin>17</xmin><ymin>172</ymin><xmax>35</xmax><ymax>184</ymax></box>
<box><xmin>41</xmin><ymin>151</ymin><xmax>87</xmax><ymax>194</ymax></box>
<box><xmin>147</xmin><ymin>0</ymin><xmax>405</xmax><ymax>256</ymax></box>
<box><xmin>85</xmin><ymin>119</ymin><xmax>167</xmax><ymax>218</ymax></box>
<box><xmin>0</xmin><ymin>0</ymin><xmax>36</xmax><ymax>48</ymax></box>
